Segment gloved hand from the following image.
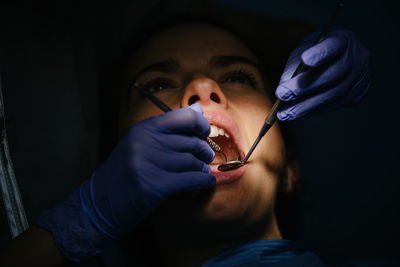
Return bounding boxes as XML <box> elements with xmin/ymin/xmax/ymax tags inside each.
<box><xmin>276</xmin><ymin>30</ymin><xmax>372</xmax><ymax>120</ymax></box>
<box><xmin>37</xmin><ymin>103</ymin><xmax>215</xmax><ymax>261</ymax></box>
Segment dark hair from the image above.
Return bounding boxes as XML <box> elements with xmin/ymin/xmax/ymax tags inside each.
<box><xmin>98</xmin><ymin>10</ymin><xmax>312</xmax><ymax>266</ymax></box>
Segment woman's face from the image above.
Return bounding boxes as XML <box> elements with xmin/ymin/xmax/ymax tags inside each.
<box><xmin>124</xmin><ymin>24</ymin><xmax>286</xmax><ymax>231</ymax></box>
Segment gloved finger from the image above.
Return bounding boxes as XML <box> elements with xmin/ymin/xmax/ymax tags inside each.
<box><xmin>162</xmin><ymin>134</ymin><xmax>215</xmax><ymax>164</ymax></box>
<box><xmin>299</xmin><ymin>30</ymin><xmax>321</xmax><ymax>46</ymax></box>
<box><xmin>279</xmin><ymin>53</ymin><xmax>303</xmax><ymax>83</ymax></box>
<box><xmin>277</xmin><ymin>52</ymin><xmax>372</xmax><ymax>121</ymax></box>
<box><xmin>279</xmin><ymin>31</ymin><xmax>321</xmax><ymax>83</ymax></box>
<box><xmin>277</xmin><ymin>80</ymin><xmax>352</xmax><ymax>121</ymax></box>
<box><xmin>149</xmin><ymin>150</ymin><xmax>211</xmax><ymax>173</ymax></box>
<box><xmin>187</xmin><ymin>102</ymin><xmax>204</xmax><ymax>114</ymax></box>
<box><xmin>276</xmin><ymin>56</ymin><xmax>351</xmax><ymax>101</ymax></box>
<box><xmin>301</xmin><ymin>33</ymin><xmax>348</xmax><ymax>67</ymax></box>
<box><xmin>316</xmin><ymin>65</ymin><xmax>372</xmax><ymax>113</ymax></box>
<box><xmin>277</xmin><ymin>93</ymin><xmax>333</xmax><ymax>121</ymax></box>
<box><xmin>154</xmin><ymin>103</ymin><xmax>210</xmax><ymax>138</ymax></box>
<box><xmin>163</xmin><ymin>171</ymin><xmax>216</xmax><ymax>195</ymax></box>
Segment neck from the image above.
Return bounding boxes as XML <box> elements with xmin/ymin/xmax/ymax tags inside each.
<box><xmin>153</xmin><ymin>212</ymin><xmax>282</xmax><ymax>267</ymax></box>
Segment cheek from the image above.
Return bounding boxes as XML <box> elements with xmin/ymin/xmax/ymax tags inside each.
<box><xmin>245</xmin><ymin>163</ymin><xmax>279</xmax><ymax>217</ymax></box>
<box><xmin>127</xmin><ymin>99</ymin><xmax>165</xmax><ymax>126</ymax></box>
<box><xmin>231</xmin><ymin>92</ymin><xmax>276</xmax><ymax>144</ymax></box>
<box><xmin>255</xmin><ymin>123</ymin><xmax>286</xmax><ymax>176</ymax></box>
<box><xmin>231</xmin><ymin>91</ymin><xmax>286</xmax><ymax>175</ymax></box>
<box><xmin>126</xmin><ymin>90</ymin><xmax>183</xmax><ymax>127</ymax></box>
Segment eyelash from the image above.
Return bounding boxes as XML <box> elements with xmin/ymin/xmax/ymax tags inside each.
<box><xmin>140</xmin><ymin>69</ymin><xmax>258</xmax><ymax>93</ymax></box>
<box><xmin>142</xmin><ymin>78</ymin><xmax>177</xmax><ymax>94</ymax></box>
<box><xmin>221</xmin><ymin>69</ymin><xmax>258</xmax><ymax>88</ymax></box>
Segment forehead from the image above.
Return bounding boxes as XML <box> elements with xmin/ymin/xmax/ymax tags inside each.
<box><xmin>130</xmin><ymin>23</ymin><xmax>258</xmax><ymax>73</ymax></box>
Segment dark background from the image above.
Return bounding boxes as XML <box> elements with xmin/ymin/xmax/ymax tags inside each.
<box><xmin>0</xmin><ymin>0</ymin><xmax>399</xmax><ymax>266</ymax></box>
<box><xmin>215</xmin><ymin>0</ymin><xmax>400</xmax><ymax>265</ymax></box>
<box><xmin>219</xmin><ymin>0</ymin><xmax>400</xmax><ymax>265</ymax></box>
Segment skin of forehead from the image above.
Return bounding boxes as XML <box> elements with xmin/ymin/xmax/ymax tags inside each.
<box><xmin>128</xmin><ymin>23</ymin><xmax>262</xmax><ymax>78</ymax></box>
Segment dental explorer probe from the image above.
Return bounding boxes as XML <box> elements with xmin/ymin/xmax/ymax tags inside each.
<box><xmin>133</xmin><ymin>83</ymin><xmax>228</xmax><ymax>161</ymax></box>
<box><xmin>218</xmin><ymin>3</ymin><xmax>344</xmax><ymax>172</ymax></box>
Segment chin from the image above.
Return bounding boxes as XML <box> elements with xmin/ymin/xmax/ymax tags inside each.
<box><xmin>197</xmin><ymin>162</ymin><xmax>279</xmax><ymax>224</ymax></box>
<box><xmin>152</xmin><ymin>163</ymin><xmax>280</xmax><ymax>242</ymax></box>
<box><xmin>198</xmin><ymin>177</ymin><xmax>250</xmax><ymax>222</ymax></box>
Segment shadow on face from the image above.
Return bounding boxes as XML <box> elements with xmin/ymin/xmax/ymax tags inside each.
<box><xmin>112</xmin><ymin>23</ymin><xmax>303</xmax><ymax>267</ymax></box>
<box><xmin>121</xmin><ymin>23</ymin><xmax>292</xmax><ymax>232</ymax></box>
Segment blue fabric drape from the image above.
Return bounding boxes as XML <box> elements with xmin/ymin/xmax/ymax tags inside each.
<box><xmin>200</xmin><ymin>239</ymin><xmax>331</xmax><ymax>267</ymax></box>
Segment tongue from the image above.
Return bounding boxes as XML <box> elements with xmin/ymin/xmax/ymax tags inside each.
<box><xmin>209</xmin><ymin>136</ymin><xmax>239</xmax><ymax>164</ymax></box>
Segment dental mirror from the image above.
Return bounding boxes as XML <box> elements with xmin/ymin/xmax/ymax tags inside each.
<box><xmin>218</xmin><ymin>3</ymin><xmax>343</xmax><ymax>172</ymax></box>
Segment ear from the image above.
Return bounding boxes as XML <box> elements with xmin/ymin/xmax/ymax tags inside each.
<box><xmin>279</xmin><ymin>150</ymin><xmax>302</xmax><ymax>194</ymax></box>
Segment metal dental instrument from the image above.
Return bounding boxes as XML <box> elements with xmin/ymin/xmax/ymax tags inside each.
<box><xmin>0</xmin><ymin>74</ymin><xmax>29</xmax><ymax>238</ymax></box>
<box><xmin>218</xmin><ymin>3</ymin><xmax>344</xmax><ymax>172</ymax></box>
<box><xmin>134</xmin><ymin>83</ymin><xmax>228</xmax><ymax>162</ymax></box>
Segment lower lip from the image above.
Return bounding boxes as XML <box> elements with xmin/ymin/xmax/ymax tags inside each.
<box><xmin>210</xmin><ymin>163</ymin><xmax>247</xmax><ymax>184</ymax></box>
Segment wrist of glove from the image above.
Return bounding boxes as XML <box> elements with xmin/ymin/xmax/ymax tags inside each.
<box><xmin>37</xmin><ymin>183</ymin><xmax>111</xmax><ymax>262</ymax></box>
<box><xmin>37</xmin><ymin>103</ymin><xmax>215</xmax><ymax>262</ymax></box>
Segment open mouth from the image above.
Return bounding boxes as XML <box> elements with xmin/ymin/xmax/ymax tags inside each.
<box><xmin>204</xmin><ymin>112</ymin><xmax>246</xmax><ymax>184</ymax></box>
<box><xmin>208</xmin><ymin>124</ymin><xmax>240</xmax><ymax>164</ymax></box>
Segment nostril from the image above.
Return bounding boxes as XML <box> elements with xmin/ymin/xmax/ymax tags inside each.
<box><xmin>210</xmin><ymin>92</ymin><xmax>220</xmax><ymax>103</ymax></box>
<box><xmin>188</xmin><ymin>95</ymin><xmax>200</xmax><ymax>105</ymax></box>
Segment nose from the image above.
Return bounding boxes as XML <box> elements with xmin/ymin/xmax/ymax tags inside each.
<box><xmin>181</xmin><ymin>75</ymin><xmax>228</xmax><ymax>109</ymax></box>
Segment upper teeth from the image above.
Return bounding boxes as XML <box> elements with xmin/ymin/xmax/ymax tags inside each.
<box><xmin>209</xmin><ymin>125</ymin><xmax>230</xmax><ymax>138</ymax></box>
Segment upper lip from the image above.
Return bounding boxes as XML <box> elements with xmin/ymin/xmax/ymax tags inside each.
<box><xmin>203</xmin><ymin>111</ymin><xmax>245</xmax><ymax>162</ymax></box>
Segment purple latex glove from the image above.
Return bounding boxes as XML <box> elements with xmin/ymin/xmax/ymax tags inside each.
<box><xmin>276</xmin><ymin>30</ymin><xmax>372</xmax><ymax>120</ymax></box>
<box><xmin>37</xmin><ymin>103</ymin><xmax>215</xmax><ymax>261</ymax></box>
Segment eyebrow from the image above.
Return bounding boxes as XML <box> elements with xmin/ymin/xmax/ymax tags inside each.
<box><xmin>133</xmin><ymin>59</ymin><xmax>181</xmax><ymax>80</ymax></box>
<box><xmin>133</xmin><ymin>54</ymin><xmax>263</xmax><ymax>81</ymax></box>
<box><xmin>209</xmin><ymin>55</ymin><xmax>263</xmax><ymax>74</ymax></box>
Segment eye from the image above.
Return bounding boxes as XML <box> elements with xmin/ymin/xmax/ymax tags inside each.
<box><xmin>221</xmin><ymin>69</ymin><xmax>257</xmax><ymax>88</ymax></box>
<box><xmin>143</xmin><ymin>78</ymin><xmax>176</xmax><ymax>93</ymax></box>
